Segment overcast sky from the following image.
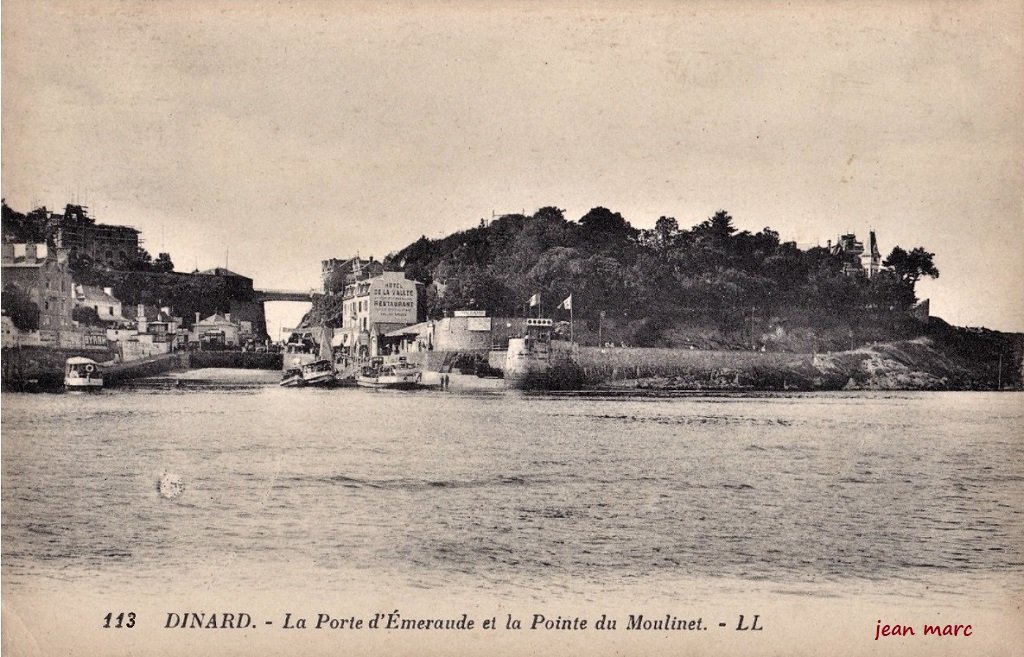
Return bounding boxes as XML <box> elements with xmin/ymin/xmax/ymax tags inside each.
<box><xmin>3</xmin><ymin>0</ymin><xmax>1022</xmax><ymax>334</ymax></box>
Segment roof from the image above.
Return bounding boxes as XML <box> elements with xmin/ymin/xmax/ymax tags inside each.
<box><xmin>77</xmin><ymin>285</ymin><xmax>120</xmax><ymax>304</ymax></box>
<box><xmin>197</xmin><ymin>313</ymin><xmax>236</xmax><ymax>326</ymax></box>
<box><xmin>375</xmin><ymin>322</ymin><xmax>418</xmax><ymax>337</ymax></box>
<box><xmin>385</xmin><ymin>321</ymin><xmax>430</xmax><ymax>337</ymax></box>
<box><xmin>198</xmin><ymin>267</ymin><xmax>249</xmax><ymax>279</ymax></box>
<box><xmin>65</xmin><ymin>356</ymin><xmax>99</xmax><ymax>365</ymax></box>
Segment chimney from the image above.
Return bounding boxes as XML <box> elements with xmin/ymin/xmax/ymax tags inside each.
<box><xmin>195</xmin><ymin>312</ymin><xmax>201</xmax><ymax>325</ymax></box>
<box><xmin>225</xmin><ymin>312</ymin><xmax>232</xmax><ymax>323</ymax></box>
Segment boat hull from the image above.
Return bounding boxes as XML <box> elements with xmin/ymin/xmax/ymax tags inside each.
<box><xmin>64</xmin><ymin>378</ymin><xmax>104</xmax><ymax>390</ymax></box>
<box><xmin>356</xmin><ymin>374</ymin><xmax>424</xmax><ymax>390</ymax></box>
<box><xmin>303</xmin><ymin>373</ymin><xmax>337</xmax><ymax>386</ymax></box>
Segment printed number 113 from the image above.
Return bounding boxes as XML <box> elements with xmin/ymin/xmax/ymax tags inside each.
<box><xmin>102</xmin><ymin>612</ymin><xmax>136</xmax><ymax>628</ymax></box>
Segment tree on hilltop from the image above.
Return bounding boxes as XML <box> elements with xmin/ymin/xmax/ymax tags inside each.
<box><xmin>884</xmin><ymin>247</ymin><xmax>939</xmax><ymax>287</ymax></box>
<box><xmin>578</xmin><ymin>207</ymin><xmax>640</xmax><ymax>242</ymax></box>
<box><xmin>884</xmin><ymin>247</ymin><xmax>939</xmax><ymax>303</ymax></box>
<box><xmin>152</xmin><ymin>252</ymin><xmax>175</xmax><ymax>273</ymax></box>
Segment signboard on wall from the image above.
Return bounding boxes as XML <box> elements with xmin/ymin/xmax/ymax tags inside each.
<box><xmin>369</xmin><ymin>272</ymin><xmax>417</xmax><ymax>324</ymax></box>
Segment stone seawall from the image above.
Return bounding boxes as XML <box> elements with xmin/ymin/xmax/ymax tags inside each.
<box><xmin>2</xmin><ymin>348</ymin><xmax>283</xmax><ymax>391</ymax></box>
<box><xmin>104</xmin><ymin>353</ymin><xmax>186</xmax><ymax>386</ymax></box>
<box><xmin>582</xmin><ymin>338</ymin><xmax>1023</xmax><ymax>391</ymax></box>
<box><xmin>2</xmin><ymin>346</ymin><xmax>116</xmax><ymax>390</ymax></box>
<box><xmin>186</xmin><ymin>351</ymin><xmax>282</xmax><ymax>370</ymax></box>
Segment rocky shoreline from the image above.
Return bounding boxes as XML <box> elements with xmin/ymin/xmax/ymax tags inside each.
<box><xmin>588</xmin><ymin>337</ymin><xmax>1022</xmax><ymax>392</ymax></box>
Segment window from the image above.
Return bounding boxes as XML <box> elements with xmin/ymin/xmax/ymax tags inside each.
<box><xmin>109</xmin><ymin>306</ymin><xmax>113</xmax><ymax>315</ymax></box>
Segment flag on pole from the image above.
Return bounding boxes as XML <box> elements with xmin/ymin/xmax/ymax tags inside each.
<box><xmin>559</xmin><ymin>294</ymin><xmax>573</xmax><ymax>311</ymax></box>
<box><xmin>528</xmin><ymin>293</ymin><xmax>540</xmax><ymax>307</ymax></box>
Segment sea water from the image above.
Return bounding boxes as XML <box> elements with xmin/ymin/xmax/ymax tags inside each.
<box><xmin>3</xmin><ymin>382</ymin><xmax>1021</xmax><ymax>606</ymax></box>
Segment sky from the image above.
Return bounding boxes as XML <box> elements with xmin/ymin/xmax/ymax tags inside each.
<box><xmin>3</xmin><ymin>0</ymin><xmax>1022</xmax><ymax>335</ymax></box>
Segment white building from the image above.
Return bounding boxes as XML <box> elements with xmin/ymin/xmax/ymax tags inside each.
<box><xmin>73</xmin><ymin>285</ymin><xmax>125</xmax><ymax>324</ymax></box>
<box><xmin>339</xmin><ymin>271</ymin><xmax>420</xmax><ymax>357</ymax></box>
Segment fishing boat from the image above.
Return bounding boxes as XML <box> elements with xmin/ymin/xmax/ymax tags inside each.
<box><xmin>64</xmin><ymin>357</ymin><xmax>104</xmax><ymax>390</ymax></box>
<box><xmin>356</xmin><ymin>359</ymin><xmax>428</xmax><ymax>389</ymax></box>
<box><xmin>279</xmin><ymin>366</ymin><xmax>305</xmax><ymax>387</ymax></box>
<box><xmin>301</xmin><ymin>359</ymin><xmax>337</xmax><ymax>386</ymax></box>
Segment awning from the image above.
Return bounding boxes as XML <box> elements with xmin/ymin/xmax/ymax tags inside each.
<box><xmin>385</xmin><ymin>321</ymin><xmax>430</xmax><ymax>338</ymax></box>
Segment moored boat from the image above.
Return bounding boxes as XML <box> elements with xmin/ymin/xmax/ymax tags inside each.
<box><xmin>301</xmin><ymin>359</ymin><xmax>337</xmax><ymax>386</ymax></box>
<box><xmin>356</xmin><ymin>359</ymin><xmax>431</xmax><ymax>389</ymax></box>
<box><xmin>64</xmin><ymin>357</ymin><xmax>104</xmax><ymax>390</ymax></box>
<box><xmin>279</xmin><ymin>367</ymin><xmax>305</xmax><ymax>387</ymax></box>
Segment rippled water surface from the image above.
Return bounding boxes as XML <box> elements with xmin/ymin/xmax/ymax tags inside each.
<box><xmin>3</xmin><ymin>384</ymin><xmax>1022</xmax><ymax>601</ymax></box>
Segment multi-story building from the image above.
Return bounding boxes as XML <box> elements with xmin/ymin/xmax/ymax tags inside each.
<box><xmin>830</xmin><ymin>231</ymin><xmax>881</xmax><ymax>278</ymax></box>
<box><xmin>0</xmin><ymin>242</ymin><xmax>73</xmax><ymax>330</ymax></box>
<box><xmin>321</xmin><ymin>256</ymin><xmax>384</xmax><ymax>294</ymax></box>
<box><xmin>339</xmin><ymin>271</ymin><xmax>420</xmax><ymax>357</ymax></box>
<box><xmin>50</xmin><ymin>205</ymin><xmax>142</xmax><ymax>269</ymax></box>
<box><xmin>3</xmin><ymin>203</ymin><xmax>141</xmax><ymax>269</ymax></box>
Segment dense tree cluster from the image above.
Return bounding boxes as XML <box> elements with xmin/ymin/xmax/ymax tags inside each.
<box><xmin>385</xmin><ymin>207</ymin><xmax>938</xmax><ymax>344</ymax></box>
<box><xmin>1</xmin><ymin>284</ymin><xmax>40</xmax><ymax>331</ymax></box>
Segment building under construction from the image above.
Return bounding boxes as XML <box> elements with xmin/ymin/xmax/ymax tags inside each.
<box><xmin>51</xmin><ymin>204</ymin><xmax>141</xmax><ymax>268</ymax></box>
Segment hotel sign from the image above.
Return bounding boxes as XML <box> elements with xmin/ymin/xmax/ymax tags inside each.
<box><xmin>369</xmin><ymin>272</ymin><xmax>417</xmax><ymax>324</ymax></box>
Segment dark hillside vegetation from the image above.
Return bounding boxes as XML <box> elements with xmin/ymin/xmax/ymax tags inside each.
<box><xmin>382</xmin><ymin>206</ymin><xmax>942</xmax><ymax>351</ymax></box>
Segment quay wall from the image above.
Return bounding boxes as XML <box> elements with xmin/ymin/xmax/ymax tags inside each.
<box><xmin>2</xmin><ymin>346</ymin><xmax>116</xmax><ymax>390</ymax></box>
<box><xmin>186</xmin><ymin>352</ymin><xmax>282</xmax><ymax>370</ymax></box>
<box><xmin>104</xmin><ymin>353</ymin><xmax>186</xmax><ymax>386</ymax></box>
<box><xmin>2</xmin><ymin>347</ymin><xmax>282</xmax><ymax>391</ymax></box>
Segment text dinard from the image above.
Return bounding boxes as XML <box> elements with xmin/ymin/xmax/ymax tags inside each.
<box><xmin>163</xmin><ymin>611</ymin><xmax>735</xmax><ymax>632</ymax></box>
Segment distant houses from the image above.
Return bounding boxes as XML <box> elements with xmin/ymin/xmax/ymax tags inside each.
<box><xmin>192</xmin><ymin>311</ymin><xmax>255</xmax><ymax>349</ymax></box>
<box><xmin>830</xmin><ymin>231</ymin><xmax>882</xmax><ymax>278</ymax></box>
<box><xmin>0</xmin><ymin>238</ymin><xmax>258</xmax><ymax>359</ymax></box>
<box><xmin>73</xmin><ymin>284</ymin><xmax>125</xmax><ymax>324</ymax></box>
<box><xmin>321</xmin><ymin>256</ymin><xmax>384</xmax><ymax>295</ymax></box>
<box><xmin>1</xmin><ymin>242</ymin><xmax>74</xmax><ymax>331</ymax></box>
